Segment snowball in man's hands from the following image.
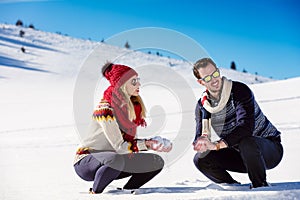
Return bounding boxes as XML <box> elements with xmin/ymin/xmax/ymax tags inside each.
<box><xmin>151</xmin><ymin>136</ymin><xmax>163</xmax><ymax>149</ymax></box>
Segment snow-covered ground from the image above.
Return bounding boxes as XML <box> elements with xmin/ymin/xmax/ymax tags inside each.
<box><xmin>0</xmin><ymin>24</ymin><xmax>299</xmax><ymax>200</ymax></box>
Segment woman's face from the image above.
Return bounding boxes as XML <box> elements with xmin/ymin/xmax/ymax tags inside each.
<box><xmin>125</xmin><ymin>75</ymin><xmax>141</xmax><ymax>96</ymax></box>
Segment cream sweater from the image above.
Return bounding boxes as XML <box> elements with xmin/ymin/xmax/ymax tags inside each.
<box><xmin>73</xmin><ymin>101</ymin><xmax>148</xmax><ymax>165</ymax></box>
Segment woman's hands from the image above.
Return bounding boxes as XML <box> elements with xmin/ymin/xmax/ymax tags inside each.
<box><xmin>145</xmin><ymin>136</ymin><xmax>172</xmax><ymax>152</ymax></box>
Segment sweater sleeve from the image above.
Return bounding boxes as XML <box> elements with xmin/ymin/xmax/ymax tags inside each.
<box><xmin>93</xmin><ymin>102</ymin><xmax>148</xmax><ymax>153</ymax></box>
<box><xmin>222</xmin><ymin>82</ymin><xmax>255</xmax><ymax>147</ymax></box>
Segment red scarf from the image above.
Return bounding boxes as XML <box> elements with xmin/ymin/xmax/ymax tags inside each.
<box><xmin>103</xmin><ymin>86</ymin><xmax>146</xmax><ymax>142</ymax></box>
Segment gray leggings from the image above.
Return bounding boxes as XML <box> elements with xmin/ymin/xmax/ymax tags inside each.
<box><xmin>74</xmin><ymin>152</ymin><xmax>164</xmax><ymax>193</ymax></box>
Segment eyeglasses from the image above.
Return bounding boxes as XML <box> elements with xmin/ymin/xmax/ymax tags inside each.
<box><xmin>201</xmin><ymin>69</ymin><xmax>220</xmax><ymax>83</ymax></box>
<box><xmin>131</xmin><ymin>77</ymin><xmax>140</xmax><ymax>86</ymax></box>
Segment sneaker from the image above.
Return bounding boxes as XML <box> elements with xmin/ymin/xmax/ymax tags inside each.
<box><xmin>117</xmin><ymin>187</ymin><xmax>138</xmax><ymax>194</ymax></box>
<box><xmin>250</xmin><ymin>181</ymin><xmax>271</xmax><ymax>189</ymax></box>
<box><xmin>89</xmin><ymin>188</ymin><xmax>96</xmax><ymax>194</ymax></box>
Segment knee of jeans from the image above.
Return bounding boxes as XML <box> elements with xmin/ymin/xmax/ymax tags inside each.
<box><xmin>153</xmin><ymin>154</ymin><xmax>165</xmax><ymax>169</ymax></box>
<box><xmin>74</xmin><ymin>164</ymin><xmax>94</xmax><ymax>181</ymax></box>
<box><xmin>193</xmin><ymin>153</ymin><xmax>203</xmax><ymax>167</ymax></box>
<box><xmin>193</xmin><ymin>153</ymin><xmax>198</xmax><ymax>165</ymax></box>
<box><xmin>193</xmin><ymin>151</ymin><xmax>209</xmax><ymax>164</ymax></box>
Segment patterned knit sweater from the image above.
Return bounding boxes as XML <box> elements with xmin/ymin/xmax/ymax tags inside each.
<box><xmin>194</xmin><ymin>81</ymin><xmax>281</xmax><ymax>147</ymax></box>
<box><xmin>73</xmin><ymin>101</ymin><xmax>148</xmax><ymax>165</ymax></box>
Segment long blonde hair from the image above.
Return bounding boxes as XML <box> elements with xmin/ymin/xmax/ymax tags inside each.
<box><xmin>119</xmin><ymin>84</ymin><xmax>146</xmax><ymax>121</ymax></box>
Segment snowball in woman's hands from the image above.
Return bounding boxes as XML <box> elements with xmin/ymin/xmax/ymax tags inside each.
<box><xmin>152</xmin><ymin>136</ymin><xmax>163</xmax><ymax>143</ymax></box>
<box><xmin>162</xmin><ymin>138</ymin><xmax>172</xmax><ymax>148</ymax></box>
<box><xmin>151</xmin><ymin>136</ymin><xmax>172</xmax><ymax>150</ymax></box>
<box><xmin>151</xmin><ymin>136</ymin><xmax>164</xmax><ymax>149</ymax></box>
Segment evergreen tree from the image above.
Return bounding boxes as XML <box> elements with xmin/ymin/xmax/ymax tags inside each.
<box><xmin>28</xmin><ymin>24</ymin><xmax>35</xmax><ymax>29</ymax></box>
<box><xmin>124</xmin><ymin>41</ymin><xmax>130</xmax><ymax>49</ymax></box>
<box><xmin>16</xmin><ymin>20</ymin><xmax>23</xmax><ymax>26</ymax></box>
<box><xmin>230</xmin><ymin>61</ymin><xmax>236</xmax><ymax>70</ymax></box>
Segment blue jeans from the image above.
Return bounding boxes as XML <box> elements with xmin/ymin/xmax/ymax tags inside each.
<box><xmin>74</xmin><ymin>152</ymin><xmax>164</xmax><ymax>193</ymax></box>
<box><xmin>193</xmin><ymin>136</ymin><xmax>283</xmax><ymax>187</ymax></box>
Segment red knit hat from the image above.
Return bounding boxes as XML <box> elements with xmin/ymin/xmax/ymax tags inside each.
<box><xmin>102</xmin><ymin>63</ymin><xmax>138</xmax><ymax>104</ymax></box>
<box><xmin>102</xmin><ymin>63</ymin><xmax>137</xmax><ymax>87</ymax></box>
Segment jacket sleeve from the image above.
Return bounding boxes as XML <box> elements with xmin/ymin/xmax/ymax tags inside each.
<box><xmin>193</xmin><ymin>101</ymin><xmax>202</xmax><ymax>144</ymax></box>
<box><xmin>93</xmin><ymin>102</ymin><xmax>148</xmax><ymax>153</ymax></box>
<box><xmin>222</xmin><ymin>83</ymin><xmax>255</xmax><ymax>147</ymax></box>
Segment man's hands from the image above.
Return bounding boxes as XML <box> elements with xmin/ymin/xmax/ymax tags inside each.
<box><xmin>145</xmin><ymin>136</ymin><xmax>172</xmax><ymax>152</ymax></box>
<box><xmin>193</xmin><ymin>135</ymin><xmax>217</xmax><ymax>153</ymax></box>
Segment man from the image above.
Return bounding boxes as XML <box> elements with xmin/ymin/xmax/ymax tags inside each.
<box><xmin>192</xmin><ymin>58</ymin><xmax>283</xmax><ymax>188</ymax></box>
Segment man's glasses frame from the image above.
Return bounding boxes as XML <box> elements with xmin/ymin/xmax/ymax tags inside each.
<box><xmin>200</xmin><ymin>69</ymin><xmax>220</xmax><ymax>83</ymax></box>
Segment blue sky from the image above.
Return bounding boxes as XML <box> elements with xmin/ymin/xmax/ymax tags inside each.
<box><xmin>1</xmin><ymin>0</ymin><xmax>299</xmax><ymax>79</ymax></box>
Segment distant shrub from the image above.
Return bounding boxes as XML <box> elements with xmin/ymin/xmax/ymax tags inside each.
<box><xmin>16</xmin><ymin>20</ymin><xmax>23</xmax><ymax>26</ymax></box>
<box><xmin>156</xmin><ymin>52</ymin><xmax>162</xmax><ymax>56</ymax></box>
<box><xmin>21</xmin><ymin>47</ymin><xmax>26</xmax><ymax>53</ymax></box>
<box><xmin>124</xmin><ymin>41</ymin><xmax>130</xmax><ymax>49</ymax></box>
<box><xmin>19</xmin><ymin>30</ymin><xmax>25</xmax><ymax>37</ymax></box>
<box><xmin>28</xmin><ymin>24</ymin><xmax>35</xmax><ymax>29</ymax></box>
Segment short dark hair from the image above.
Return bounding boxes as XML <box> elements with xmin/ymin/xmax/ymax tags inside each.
<box><xmin>193</xmin><ymin>58</ymin><xmax>217</xmax><ymax>79</ymax></box>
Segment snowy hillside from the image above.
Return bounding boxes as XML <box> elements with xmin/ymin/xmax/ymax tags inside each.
<box><xmin>0</xmin><ymin>24</ymin><xmax>300</xmax><ymax>200</ymax></box>
<box><xmin>0</xmin><ymin>23</ymin><xmax>273</xmax><ymax>84</ymax></box>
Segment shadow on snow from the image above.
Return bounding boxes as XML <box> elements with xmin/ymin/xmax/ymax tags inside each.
<box><xmin>0</xmin><ymin>55</ymin><xmax>52</xmax><ymax>73</ymax></box>
<box><xmin>106</xmin><ymin>181</ymin><xmax>300</xmax><ymax>195</ymax></box>
<box><xmin>0</xmin><ymin>35</ymin><xmax>60</xmax><ymax>52</ymax></box>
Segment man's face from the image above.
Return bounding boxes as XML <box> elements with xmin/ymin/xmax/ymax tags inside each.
<box><xmin>197</xmin><ymin>63</ymin><xmax>222</xmax><ymax>93</ymax></box>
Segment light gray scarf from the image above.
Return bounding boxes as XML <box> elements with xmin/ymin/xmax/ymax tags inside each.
<box><xmin>201</xmin><ymin>77</ymin><xmax>232</xmax><ymax>139</ymax></box>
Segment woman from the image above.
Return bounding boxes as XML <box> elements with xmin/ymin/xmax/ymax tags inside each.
<box><xmin>73</xmin><ymin>62</ymin><xmax>172</xmax><ymax>194</ymax></box>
